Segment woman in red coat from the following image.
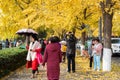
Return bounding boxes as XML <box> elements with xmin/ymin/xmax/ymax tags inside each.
<box><xmin>26</xmin><ymin>34</ymin><xmax>42</xmax><ymax>78</ymax></box>
<box><xmin>42</xmin><ymin>36</ymin><xmax>62</xmax><ymax>80</ymax></box>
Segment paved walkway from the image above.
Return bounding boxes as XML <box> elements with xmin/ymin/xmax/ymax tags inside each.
<box><xmin>2</xmin><ymin>56</ymin><xmax>120</xmax><ymax>80</ymax></box>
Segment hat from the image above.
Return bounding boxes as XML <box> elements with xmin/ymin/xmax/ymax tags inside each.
<box><xmin>60</xmin><ymin>41</ymin><xmax>66</xmax><ymax>45</ymax></box>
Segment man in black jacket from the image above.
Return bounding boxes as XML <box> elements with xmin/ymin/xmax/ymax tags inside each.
<box><xmin>66</xmin><ymin>32</ymin><xmax>76</xmax><ymax>73</ymax></box>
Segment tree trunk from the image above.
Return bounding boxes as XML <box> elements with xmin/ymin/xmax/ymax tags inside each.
<box><xmin>81</xmin><ymin>31</ymin><xmax>86</xmax><ymax>45</ymax></box>
<box><xmin>61</xmin><ymin>29</ymin><xmax>67</xmax><ymax>40</ymax></box>
<box><xmin>100</xmin><ymin>0</ymin><xmax>114</xmax><ymax>71</ymax></box>
<box><xmin>72</xmin><ymin>27</ymin><xmax>76</xmax><ymax>35</ymax></box>
<box><xmin>102</xmin><ymin>12</ymin><xmax>113</xmax><ymax>71</ymax></box>
<box><xmin>81</xmin><ymin>8</ymin><xmax>87</xmax><ymax>45</ymax></box>
<box><xmin>103</xmin><ymin>13</ymin><xmax>112</xmax><ymax>48</ymax></box>
<box><xmin>98</xmin><ymin>17</ymin><xmax>102</xmax><ymax>43</ymax></box>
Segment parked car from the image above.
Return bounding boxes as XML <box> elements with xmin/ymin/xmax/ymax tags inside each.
<box><xmin>111</xmin><ymin>38</ymin><xmax>120</xmax><ymax>54</ymax></box>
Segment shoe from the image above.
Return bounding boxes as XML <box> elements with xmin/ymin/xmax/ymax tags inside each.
<box><xmin>67</xmin><ymin>71</ymin><xmax>71</xmax><ymax>73</ymax></box>
<box><xmin>30</xmin><ymin>74</ymin><xmax>35</xmax><ymax>79</ymax></box>
<box><xmin>72</xmin><ymin>71</ymin><xmax>75</xmax><ymax>73</ymax></box>
<box><xmin>90</xmin><ymin>67</ymin><xmax>92</xmax><ymax>69</ymax></box>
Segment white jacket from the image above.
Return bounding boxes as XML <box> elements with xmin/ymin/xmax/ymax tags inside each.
<box><xmin>26</xmin><ymin>41</ymin><xmax>41</xmax><ymax>61</ymax></box>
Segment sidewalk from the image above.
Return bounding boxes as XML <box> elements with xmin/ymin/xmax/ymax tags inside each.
<box><xmin>2</xmin><ymin>56</ymin><xmax>120</xmax><ymax>80</ymax></box>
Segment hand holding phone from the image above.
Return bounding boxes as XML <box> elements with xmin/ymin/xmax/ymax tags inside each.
<box><xmin>30</xmin><ymin>49</ymin><xmax>32</xmax><ymax>51</ymax></box>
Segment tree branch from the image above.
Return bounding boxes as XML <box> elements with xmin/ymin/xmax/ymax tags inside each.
<box><xmin>83</xmin><ymin>8</ymin><xmax>87</xmax><ymax>19</ymax></box>
<box><xmin>106</xmin><ymin>0</ymin><xmax>112</xmax><ymax>6</ymax></box>
<box><xmin>108</xmin><ymin>1</ymin><xmax>116</xmax><ymax>13</ymax></box>
<box><xmin>100</xmin><ymin>1</ymin><xmax>106</xmax><ymax>14</ymax></box>
<box><xmin>111</xmin><ymin>11</ymin><xmax>114</xmax><ymax>18</ymax></box>
<box><xmin>21</xmin><ymin>0</ymin><xmax>31</xmax><ymax>4</ymax></box>
<box><xmin>15</xmin><ymin>0</ymin><xmax>24</xmax><ymax>10</ymax></box>
<box><xmin>86</xmin><ymin>13</ymin><xmax>92</xmax><ymax>18</ymax></box>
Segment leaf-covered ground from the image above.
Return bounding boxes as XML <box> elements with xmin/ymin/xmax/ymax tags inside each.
<box><xmin>2</xmin><ymin>56</ymin><xmax>120</xmax><ymax>80</ymax></box>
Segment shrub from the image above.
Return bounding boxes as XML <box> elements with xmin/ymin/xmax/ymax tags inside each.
<box><xmin>0</xmin><ymin>47</ymin><xmax>27</xmax><ymax>78</ymax></box>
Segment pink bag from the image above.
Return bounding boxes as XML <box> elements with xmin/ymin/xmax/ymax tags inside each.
<box><xmin>36</xmin><ymin>52</ymin><xmax>43</xmax><ymax>64</ymax></box>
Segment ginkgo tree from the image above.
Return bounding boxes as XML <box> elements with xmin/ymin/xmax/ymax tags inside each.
<box><xmin>0</xmin><ymin>0</ymin><xmax>23</xmax><ymax>39</ymax></box>
<box><xmin>0</xmin><ymin>0</ymin><xmax>120</xmax><ymax>72</ymax></box>
<box><xmin>0</xmin><ymin>0</ymin><xmax>120</xmax><ymax>40</ymax></box>
<box><xmin>100</xmin><ymin>0</ymin><xmax>120</xmax><ymax>71</ymax></box>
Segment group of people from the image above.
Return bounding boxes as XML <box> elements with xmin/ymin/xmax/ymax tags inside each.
<box><xmin>26</xmin><ymin>34</ymin><xmax>61</xmax><ymax>79</ymax></box>
<box><xmin>0</xmin><ymin>38</ymin><xmax>24</xmax><ymax>49</ymax></box>
<box><xmin>25</xmin><ymin>32</ymin><xmax>102</xmax><ymax>80</ymax></box>
<box><xmin>81</xmin><ymin>38</ymin><xmax>103</xmax><ymax>71</ymax></box>
<box><xmin>1</xmin><ymin>39</ymin><xmax>17</xmax><ymax>48</ymax></box>
<box><xmin>88</xmin><ymin>38</ymin><xmax>103</xmax><ymax>71</ymax></box>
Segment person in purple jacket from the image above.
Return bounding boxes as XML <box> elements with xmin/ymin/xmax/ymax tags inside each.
<box><xmin>42</xmin><ymin>36</ymin><xmax>62</xmax><ymax>80</ymax></box>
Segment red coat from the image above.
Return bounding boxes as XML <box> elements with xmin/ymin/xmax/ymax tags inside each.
<box><xmin>43</xmin><ymin>43</ymin><xmax>62</xmax><ymax>80</ymax></box>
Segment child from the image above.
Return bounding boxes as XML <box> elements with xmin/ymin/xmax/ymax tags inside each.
<box><xmin>61</xmin><ymin>41</ymin><xmax>67</xmax><ymax>63</ymax></box>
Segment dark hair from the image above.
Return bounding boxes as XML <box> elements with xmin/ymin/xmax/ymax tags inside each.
<box><xmin>69</xmin><ymin>32</ymin><xmax>72</xmax><ymax>34</ymax></box>
<box><xmin>54</xmin><ymin>36</ymin><xmax>60</xmax><ymax>42</ymax></box>
<box><xmin>92</xmin><ymin>39</ymin><xmax>95</xmax><ymax>41</ymax></box>
<box><xmin>49</xmin><ymin>36</ymin><xmax>60</xmax><ymax>43</ymax></box>
<box><xmin>31</xmin><ymin>34</ymin><xmax>38</xmax><ymax>41</ymax></box>
<box><xmin>68</xmin><ymin>33</ymin><xmax>76</xmax><ymax>42</ymax></box>
<box><xmin>6</xmin><ymin>39</ymin><xmax>9</xmax><ymax>41</ymax></box>
<box><xmin>94</xmin><ymin>38</ymin><xmax>100</xmax><ymax>42</ymax></box>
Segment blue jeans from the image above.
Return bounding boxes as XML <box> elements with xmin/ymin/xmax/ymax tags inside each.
<box><xmin>93</xmin><ymin>54</ymin><xmax>101</xmax><ymax>70</ymax></box>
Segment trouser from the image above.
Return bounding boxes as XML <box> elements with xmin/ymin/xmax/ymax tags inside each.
<box><xmin>67</xmin><ymin>54</ymin><xmax>75</xmax><ymax>72</ymax></box>
<box><xmin>32</xmin><ymin>68</ymin><xmax>38</xmax><ymax>74</ymax></box>
<box><xmin>89</xmin><ymin>56</ymin><xmax>93</xmax><ymax>68</ymax></box>
<box><xmin>93</xmin><ymin>54</ymin><xmax>101</xmax><ymax>70</ymax></box>
<box><xmin>62</xmin><ymin>52</ymin><xmax>66</xmax><ymax>62</ymax></box>
<box><xmin>32</xmin><ymin>58</ymin><xmax>39</xmax><ymax>74</ymax></box>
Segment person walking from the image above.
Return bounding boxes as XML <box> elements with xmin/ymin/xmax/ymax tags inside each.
<box><xmin>81</xmin><ymin>43</ymin><xmax>89</xmax><ymax>59</ymax></box>
<box><xmin>93</xmin><ymin>38</ymin><xmax>103</xmax><ymax>71</ymax></box>
<box><xmin>39</xmin><ymin>38</ymin><xmax>46</xmax><ymax>55</ymax></box>
<box><xmin>42</xmin><ymin>36</ymin><xmax>62</xmax><ymax>80</ymax></box>
<box><xmin>5</xmin><ymin>39</ymin><xmax>9</xmax><ymax>48</ymax></box>
<box><xmin>9</xmin><ymin>39</ymin><xmax>13</xmax><ymax>48</ymax></box>
<box><xmin>26</xmin><ymin>34</ymin><xmax>42</xmax><ymax>78</ymax></box>
<box><xmin>66</xmin><ymin>32</ymin><xmax>76</xmax><ymax>73</ymax></box>
<box><xmin>80</xmin><ymin>44</ymin><xmax>85</xmax><ymax>56</ymax></box>
<box><xmin>60</xmin><ymin>40</ymin><xmax>67</xmax><ymax>63</ymax></box>
<box><xmin>88</xmin><ymin>39</ymin><xmax>95</xmax><ymax>69</ymax></box>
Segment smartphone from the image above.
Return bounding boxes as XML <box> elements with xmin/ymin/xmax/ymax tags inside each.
<box><xmin>30</xmin><ymin>49</ymin><xmax>32</xmax><ymax>51</ymax></box>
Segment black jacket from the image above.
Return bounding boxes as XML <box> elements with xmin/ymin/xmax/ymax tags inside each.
<box><xmin>66</xmin><ymin>34</ymin><xmax>76</xmax><ymax>57</ymax></box>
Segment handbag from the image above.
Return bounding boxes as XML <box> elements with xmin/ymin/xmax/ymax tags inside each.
<box><xmin>36</xmin><ymin>52</ymin><xmax>43</xmax><ymax>64</ymax></box>
<box><xmin>26</xmin><ymin>61</ymin><xmax>32</xmax><ymax>68</ymax></box>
